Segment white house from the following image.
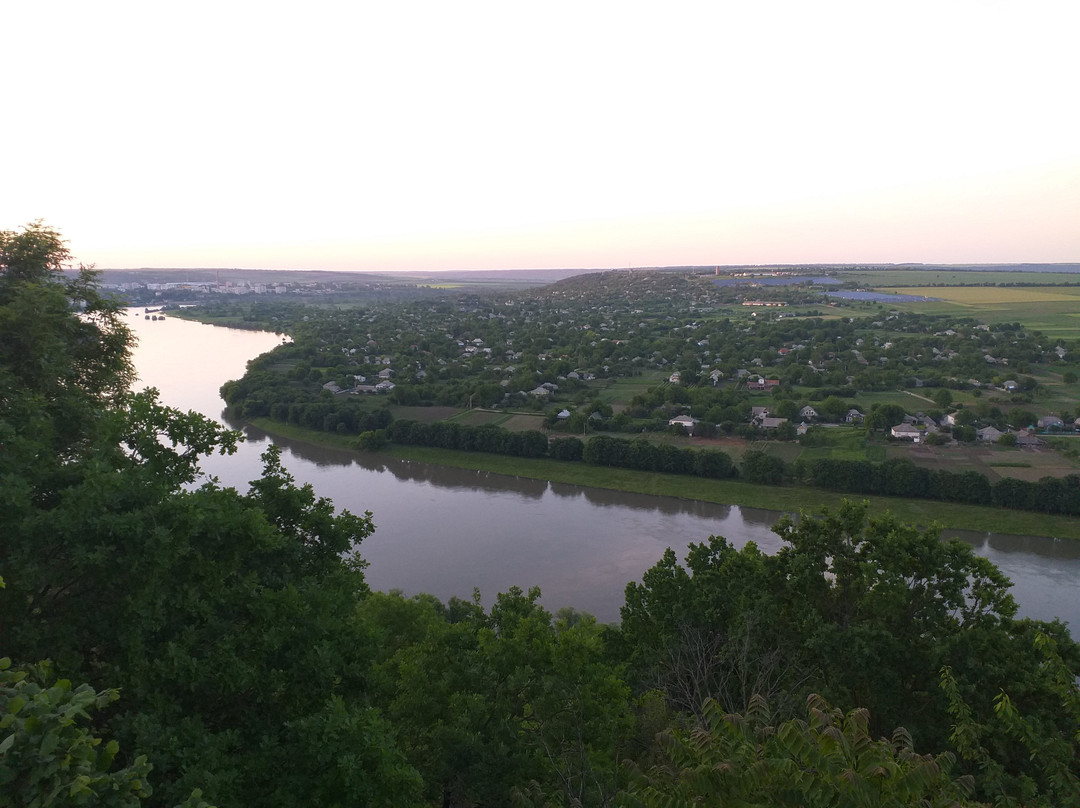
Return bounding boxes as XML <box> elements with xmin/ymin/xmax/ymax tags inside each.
<box><xmin>891</xmin><ymin>423</ymin><xmax>923</xmax><ymax>441</ymax></box>
<box><xmin>668</xmin><ymin>415</ymin><xmax>696</xmax><ymax>432</ymax></box>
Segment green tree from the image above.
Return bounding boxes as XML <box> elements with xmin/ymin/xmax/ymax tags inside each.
<box><xmin>941</xmin><ymin>630</ymin><xmax>1080</xmax><ymax>807</ymax></box>
<box><xmin>740</xmin><ymin>449</ymin><xmax>786</xmax><ymax>484</ymax></box>
<box><xmin>626</xmin><ymin>694</ymin><xmax>976</xmax><ymax>808</ymax></box>
<box><xmin>621</xmin><ymin>539</ymin><xmax>800</xmax><ymax>719</ymax></box>
<box><xmin>0</xmin><ymin>226</ymin><xmax>421</xmax><ymax>808</ymax></box>
<box><xmin>363</xmin><ymin>588</ymin><xmax>632</xmax><ymax>807</ymax></box>
<box><xmin>933</xmin><ymin>387</ymin><xmax>954</xmax><ymax>408</ymax></box>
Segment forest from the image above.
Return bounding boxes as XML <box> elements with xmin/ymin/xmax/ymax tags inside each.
<box><xmin>2</xmin><ymin>223</ymin><xmax>1080</xmax><ymax>807</ymax></box>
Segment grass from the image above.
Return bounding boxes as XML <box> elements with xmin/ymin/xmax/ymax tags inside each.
<box><xmin>246</xmin><ymin>417</ymin><xmax>1080</xmax><ymax>540</ymax></box>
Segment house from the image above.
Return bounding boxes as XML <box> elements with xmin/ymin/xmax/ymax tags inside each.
<box><xmin>1037</xmin><ymin>415</ymin><xmax>1064</xmax><ymax>431</ymax></box>
<box><xmin>976</xmin><ymin>426</ymin><xmax>1003</xmax><ymax>442</ymax></box>
<box><xmin>668</xmin><ymin>415</ymin><xmax>696</xmax><ymax>432</ymax></box>
<box><xmin>750</xmin><ymin>406</ymin><xmax>770</xmax><ymax>426</ymax></box>
<box><xmin>845</xmin><ymin>409</ymin><xmax>864</xmax><ymax>424</ymax></box>
<box><xmin>758</xmin><ymin>417</ymin><xmax>788</xmax><ymax>430</ymax></box>
<box><xmin>941</xmin><ymin>412</ymin><xmax>958</xmax><ymax>427</ymax></box>
<box><xmin>796</xmin><ymin>422</ymin><xmax>810</xmax><ymax>436</ymax></box>
<box><xmin>890</xmin><ymin>423</ymin><xmax>923</xmax><ymax>441</ymax></box>
<box><xmin>1002</xmin><ymin>380</ymin><xmax>1019</xmax><ymax>391</ymax></box>
<box><xmin>799</xmin><ymin>405</ymin><xmax>819</xmax><ymax>420</ymax></box>
<box><xmin>668</xmin><ymin>371</ymin><xmax>681</xmax><ymax>384</ymax></box>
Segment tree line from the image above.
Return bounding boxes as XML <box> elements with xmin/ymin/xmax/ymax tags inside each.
<box><xmin>791</xmin><ymin>456</ymin><xmax>1080</xmax><ymax>515</ymax></box>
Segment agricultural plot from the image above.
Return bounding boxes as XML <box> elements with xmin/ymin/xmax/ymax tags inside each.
<box><xmin>596</xmin><ymin>373</ymin><xmax>667</xmax><ymax>409</ymax></box>
<box><xmin>847</xmin><ymin>270</ymin><xmax>1080</xmax><ymax>287</ymax></box>
<box><xmin>890</xmin><ymin>442</ymin><xmax>1079</xmax><ymax>482</ymax></box>
<box><xmin>498</xmin><ymin>413</ymin><xmax>547</xmax><ymax>432</ymax></box>
<box><xmin>886</xmin><ymin>287</ymin><xmax>1080</xmax><ymax>338</ymax></box>
<box><xmin>451</xmin><ymin>409</ymin><xmax>511</xmax><ymax>427</ymax></box>
<box><xmin>390</xmin><ymin>405</ymin><xmax>460</xmax><ymax>423</ymax></box>
<box><xmin>891</xmin><ymin>286</ymin><xmax>1080</xmax><ymax>305</ymax></box>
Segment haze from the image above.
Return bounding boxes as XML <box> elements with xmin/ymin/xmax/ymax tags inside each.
<box><xmin>7</xmin><ymin>1</ymin><xmax>1079</xmax><ymax>271</ymax></box>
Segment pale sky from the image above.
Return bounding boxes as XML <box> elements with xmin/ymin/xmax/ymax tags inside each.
<box><xmin>6</xmin><ymin>1</ymin><xmax>1079</xmax><ymax>271</ymax></box>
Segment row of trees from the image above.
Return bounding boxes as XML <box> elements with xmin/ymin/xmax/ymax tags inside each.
<box><xmin>793</xmin><ymin>456</ymin><xmax>1080</xmax><ymax>515</ymax></box>
<box><xmin>376</xmin><ymin>422</ymin><xmax>740</xmax><ymax>479</ymax></box>
<box><xmin>385</xmin><ymin>419</ymin><xmax>549</xmax><ymax>457</ymax></box>
<box><xmin>581</xmin><ymin>434</ymin><xmax>738</xmax><ymax>479</ymax></box>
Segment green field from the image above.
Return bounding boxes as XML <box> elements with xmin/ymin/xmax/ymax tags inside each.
<box><xmin>845</xmin><ymin>270</ymin><xmax>1080</xmax><ymax>288</ymax></box>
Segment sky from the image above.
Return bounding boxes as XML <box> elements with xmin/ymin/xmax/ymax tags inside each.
<box><xmin>6</xmin><ymin>1</ymin><xmax>1079</xmax><ymax>272</ymax></box>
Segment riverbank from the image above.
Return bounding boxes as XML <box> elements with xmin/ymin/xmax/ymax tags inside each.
<box><xmin>247</xmin><ymin>418</ymin><xmax>1080</xmax><ymax>540</ymax></box>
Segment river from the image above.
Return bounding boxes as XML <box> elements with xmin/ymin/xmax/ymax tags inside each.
<box><xmin>127</xmin><ymin>309</ymin><xmax>1080</xmax><ymax>627</ymax></box>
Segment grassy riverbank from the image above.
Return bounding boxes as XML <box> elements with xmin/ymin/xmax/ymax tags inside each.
<box><xmin>248</xmin><ymin>418</ymin><xmax>1080</xmax><ymax>540</ymax></box>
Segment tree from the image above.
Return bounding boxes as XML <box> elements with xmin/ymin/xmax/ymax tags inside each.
<box><xmin>362</xmin><ymin>588</ymin><xmax>632</xmax><ymax>808</ymax></box>
<box><xmin>0</xmin><ymin>221</ymin><xmax>134</xmax><ymax>460</ymax></box>
<box><xmin>626</xmin><ymin>694</ymin><xmax>976</xmax><ymax>808</ymax></box>
<box><xmin>771</xmin><ymin>502</ymin><xmax>1035</xmax><ymax>750</ymax></box>
<box><xmin>941</xmin><ymin>630</ymin><xmax>1080</xmax><ymax>807</ymax></box>
<box><xmin>1</xmin><ymin>226</ymin><xmax>421</xmax><ymax>808</ymax></box>
<box><xmin>740</xmin><ymin>450</ymin><xmax>786</xmax><ymax>484</ymax></box>
<box><xmin>865</xmin><ymin>403</ymin><xmax>907</xmax><ymax>432</ymax></box>
<box><xmin>621</xmin><ymin>539</ymin><xmax>802</xmax><ymax>719</ymax></box>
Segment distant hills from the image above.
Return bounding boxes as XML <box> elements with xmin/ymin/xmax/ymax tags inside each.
<box><xmin>92</xmin><ymin>262</ymin><xmax>1080</xmax><ymax>288</ymax></box>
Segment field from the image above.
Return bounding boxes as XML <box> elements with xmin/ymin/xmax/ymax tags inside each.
<box><xmin>595</xmin><ymin>373</ymin><xmax>666</xmax><ymax>409</ymax></box>
<box><xmin>891</xmin><ymin>286</ymin><xmax>1080</xmax><ymax>305</ymax></box>
<box><xmin>845</xmin><ymin>270</ymin><xmax>1080</xmax><ymax>288</ymax></box>
<box><xmin>875</xmin><ymin>288</ymin><xmax>1080</xmax><ymax>338</ymax></box>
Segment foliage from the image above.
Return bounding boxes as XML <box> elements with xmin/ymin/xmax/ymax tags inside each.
<box><xmin>740</xmin><ymin>449</ymin><xmax>787</xmax><ymax>484</ymax></box>
<box><xmin>0</xmin><ymin>225</ymin><xmax>421</xmax><ymax>807</ymax></box>
<box><xmin>626</xmin><ymin>694</ymin><xmax>976</xmax><ymax>808</ymax></box>
<box><xmin>621</xmin><ymin>538</ymin><xmax>802</xmax><ymax>720</ymax></box>
<box><xmin>361</xmin><ymin>588</ymin><xmax>633</xmax><ymax>807</ymax></box>
<box><xmin>0</xmin><ymin>657</ymin><xmax>155</xmax><ymax>808</ymax></box>
<box><xmin>941</xmin><ymin>631</ymin><xmax>1080</xmax><ymax>807</ymax></box>
<box><xmin>582</xmin><ymin>435</ymin><xmax>736</xmax><ymax>479</ymax></box>
<box><xmin>621</xmin><ymin>500</ymin><xmax>1079</xmax><ymax>797</ymax></box>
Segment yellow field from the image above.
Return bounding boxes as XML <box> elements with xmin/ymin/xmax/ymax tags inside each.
<box><xmin>891</xmin><ymin>286</ymin><xmax>1080</xmax><ymax>304</ymax></box>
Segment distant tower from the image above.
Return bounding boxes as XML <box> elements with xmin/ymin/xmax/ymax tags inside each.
<box><xmin>715</xmin><ymin>266</ymin><xmax>719</xmax><ymax>276</ymax></box>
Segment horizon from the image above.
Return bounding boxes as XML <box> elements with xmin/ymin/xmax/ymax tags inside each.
<box><xmin>94</xmin><ymin>260</ymin><xmax>1080</xmax><ymax>276</ymax></box>
<box><xmin>7</xmin><ymin>1</ymin><xmax>1080</xmax><ymax>272</ymax></box>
